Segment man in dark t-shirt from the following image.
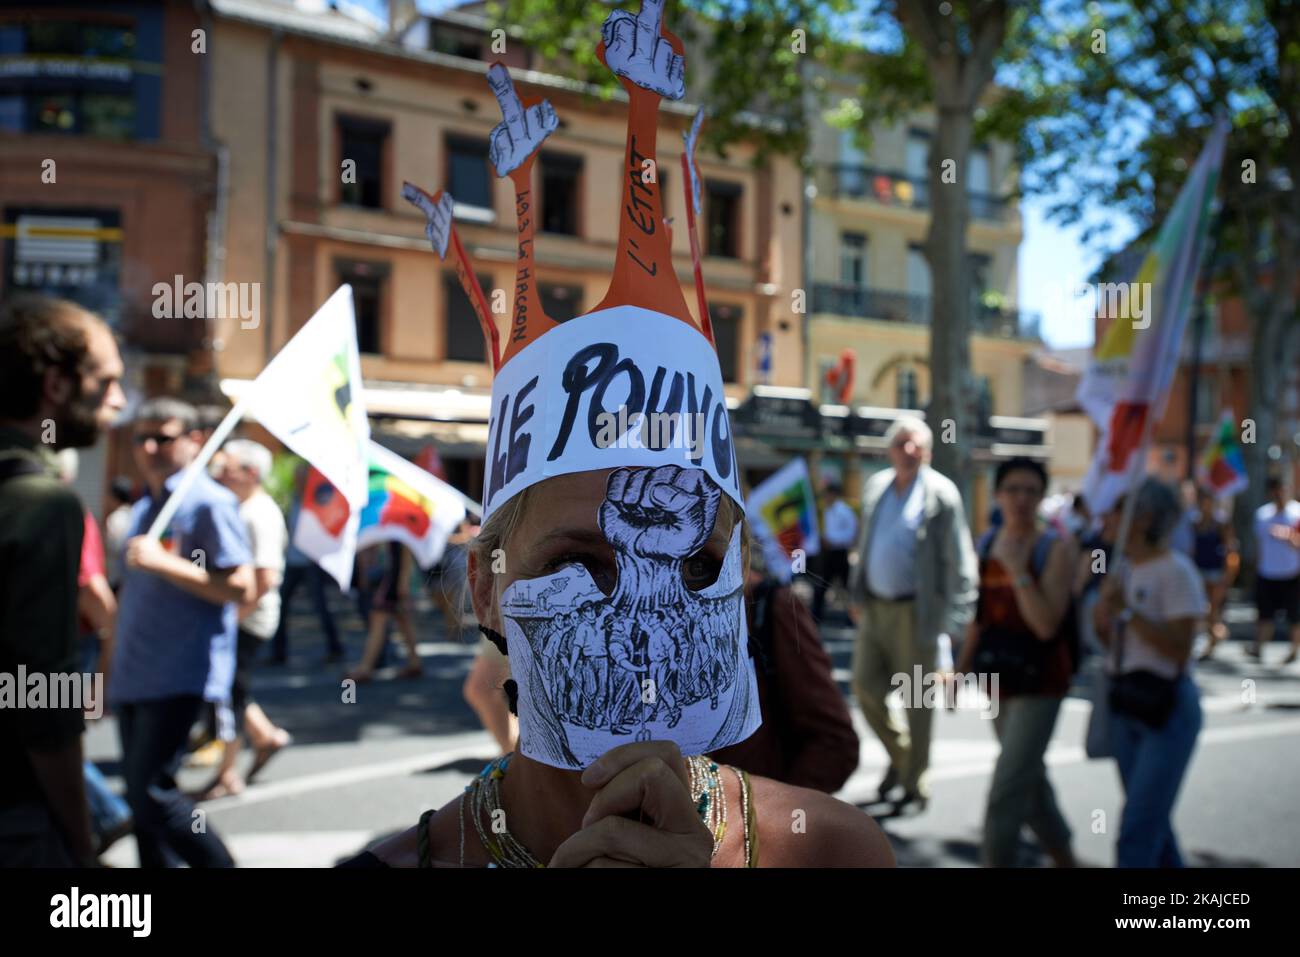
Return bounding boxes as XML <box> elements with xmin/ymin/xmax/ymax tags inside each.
<box><xmin>0</xmin><ymin>294</ymin><xmax>125</xmax><ymax>867</ymax></box>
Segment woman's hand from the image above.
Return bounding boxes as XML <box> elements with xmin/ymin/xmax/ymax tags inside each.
<box><xmin>989</xmin><ymin>530</ymin><xmax>1031</xmax><ymax>575</ymax></box>
<box><xmin>1094</xmin><ymin>573</ymin><xmax>1125</xmax><ymax>636</ymax></box>
<box><xmin>549</xmin><ymin>741</ymin><xmax>713</xmax><ymax>868</ymax></box>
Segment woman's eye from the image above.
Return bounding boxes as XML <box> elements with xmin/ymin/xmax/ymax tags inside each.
<box><xmin>546</xmin><ymin>552</ymin><xmax>615</xmax><ymax>593</ymax></box>
<box><xmin>682</xmin><ymin>554</ymin><xmax>722</xmax><ymax>590</ymax></box>
<box><xmin>545</xmin><ymin>552</ymin><xmax>590</xmax><ymax>573</ymax></box>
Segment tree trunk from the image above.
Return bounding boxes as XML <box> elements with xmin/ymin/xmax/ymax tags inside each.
<box><xmin>892</xmin><ymin>0</ymin><xmax>1006</xmax><ymax>505</ymax></box>
<box><xmin>1235</xmin><ymin>239</ymin><xmax>1298</xmax><ymax>566</ymax></box>
<box><xmin>925</xmin><ymin>101</ymin><xmax>974</xmax><ymax>499</ymax></box>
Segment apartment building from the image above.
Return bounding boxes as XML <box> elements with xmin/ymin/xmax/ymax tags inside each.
<box><xmin>800</xmin><ymin>70</ymin><xmax>1047</xmax><ymax>523</ymax></box>
<box><xmin>0</xmin><ymin>0</ymin><xmax>216</xmax><ymax>515</ymax></box>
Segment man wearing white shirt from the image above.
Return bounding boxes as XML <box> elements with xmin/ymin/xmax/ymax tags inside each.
<box><xmin>202</xmin><ymin>439</ymin><xmax>293</xmax><ymax>798</ymax></box>
<box><xmin>1253</xmin><ymin>476</ymin><xmax>1300</xmax><ymax>665</ymax></box>
<box><xmin>847</xmin><ymin>417</ymin><xmax>979</xmax><ymax>812</ymax></box>
<box><xmin>812</xmin><ymin>483</ymin><xmax>858</xmax><ymax>621</ymax></box>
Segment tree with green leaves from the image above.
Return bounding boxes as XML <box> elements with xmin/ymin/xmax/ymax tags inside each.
<box><xmin>1011</xmin><ymin>0</ymin><xmax>1299</xmax><ymax>542</ymax></box>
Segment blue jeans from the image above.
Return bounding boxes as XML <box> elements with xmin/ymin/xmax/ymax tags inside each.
<box><xmin>1110</xmin><ymin>674</ymin><xmax>1201</xmax><ymax>868</ymax></box>
<box><xmin>79</xmin><ymin>636</ymin><xmax>132</xmax><ymax>842</ymax></box>
<box><xmin>84</xmin><ymin>759</ymin><xmax>131</xmax><ymax>841</ymax></box>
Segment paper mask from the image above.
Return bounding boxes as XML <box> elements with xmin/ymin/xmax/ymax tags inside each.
<box><xmin>500</xmin><ymin>465</ymin><xmax>759</xmax><ymax>769</ymax></box>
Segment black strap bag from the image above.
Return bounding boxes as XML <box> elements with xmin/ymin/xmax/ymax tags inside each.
<box><xmin>1107</xmin><ymin>615</ymin><xmax>1181</xmax><ymax>729</ymax></box>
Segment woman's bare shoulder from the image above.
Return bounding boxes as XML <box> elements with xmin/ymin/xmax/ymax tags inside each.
<box><xmin>368</xmin><ymin>794</ymin><xmax>481</xmax><ymax>868</ymax></box>
<box><xmin>750</xmin><ymin>775</ymin><xmax>896</xmax><ymax>868</ymax></box>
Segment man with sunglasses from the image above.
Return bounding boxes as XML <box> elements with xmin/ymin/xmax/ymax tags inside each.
<box><xmin>110</xmin><ymin>397</ymin><xmax>254</xmax><ymax>867</ymax></box>
<box><xmin>1</xmin><ymin>294</ymin><xmax>125</xmax><ymax>867</ymax></box>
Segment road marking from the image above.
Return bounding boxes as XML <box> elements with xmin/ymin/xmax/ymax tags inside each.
<box><xmin>195</xmin><ymin>695</ymin><xmax>1299</xmax><ymax>814</ymax></box>
<box><xmin>102</xmin><ymin>830</ymin><xmax>374</xmax><ymax>869</ymax></box>
<box><xmin>831</xmin><ymin>668</ymin><xmax>1276</xmax><ymax>715</ymax></box>
<box><xmin>199</xmin><ymin>733</ymin><xmax>499</xmax><ymax>813</ymax></box>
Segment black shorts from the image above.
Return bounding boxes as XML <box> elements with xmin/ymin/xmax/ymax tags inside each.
<box><xmin>230</xmin><ymin>628</ymin><xmax>264</xmax><ymax>722</ymax></box>
<box><xmin>821</xmin><ymin>548</ymin><xmax>851</xmax><ymax>588</ymax></box>
<box><xmin>1256</xmin><ymin>575</ymin><xmax>1300</xmax><ymax>623</ymax></box>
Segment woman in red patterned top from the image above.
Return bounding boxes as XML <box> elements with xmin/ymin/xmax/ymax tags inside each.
<box><xmin>957</xmin><ymin>456</ymin><xmax>1078</xmax><ymax>867</ymax></box>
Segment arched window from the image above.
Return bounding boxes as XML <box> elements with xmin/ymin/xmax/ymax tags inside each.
<box><xmin>897</xmin><ymin>366</ymin><xmax>919</xmax><ymax>410</ymax></box>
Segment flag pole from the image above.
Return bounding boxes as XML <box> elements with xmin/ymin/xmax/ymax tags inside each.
<box><xmin>1110</xmin><ymin>404</ymin><xmax>1161</xmax><ymax>563</ymax></box>
<box><xmin>145</xmin><ymin>400</ymin><xmax>247</xmax><ymax>541</ymax></box>
<box><xmin>447</xmin><ymin>485</ymin><xmax>483</xmax><ymax>520</ymax></box>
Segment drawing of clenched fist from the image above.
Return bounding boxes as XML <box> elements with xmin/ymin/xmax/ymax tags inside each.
<box><xmin>601</xmin><ymin>0</ymin><xmax>685</xmax><ymax>100</ymax></box>
<box><xmin>486</xmin><ymin>62</ymin><xmax>559</xmax><ymax>177</ymax></box>
<box><xmin>600</xmin><ymin>465</ymin><xmax>721</xmax><ymax>563</ymax></box>
<box><xmin>401</xmin><ymin>182</ymin><xmax>454</xmax><ymax>258</ymax></box>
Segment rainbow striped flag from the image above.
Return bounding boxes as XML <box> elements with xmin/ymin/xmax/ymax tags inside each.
<box><xmin>294</xmin><ymin>440</ymin><xmax>468</xmax><ymax>588</ymax></box>
<box><xmin>1080</xmin><ymin>120</ymin><xmax>1228</xmax><ymax>514</ymax></box>
<box><xmin>1197</xmin><ymin>409</ymin><xmax>1248</xmax><ymax>497</ymax></box>
<box><xmin>746</xmin><ymin>457</ymin><xmax>820</xmax><ymax>582</ymax></box>
<box><xmin>356</xmin><ymin>442</ymin><xmax>466</xmax><ymax>568</ymax></box>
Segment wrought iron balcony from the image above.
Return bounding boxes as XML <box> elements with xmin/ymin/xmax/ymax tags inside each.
<box><xmin>812</xmin><ymin>283</ymin><xmax>1041</xmax><ymax>340</ymax></box>
<box><xmin>816</xmin><ymin>164</ymin><xmax>1008</xmax><ymax>222</ymax></box>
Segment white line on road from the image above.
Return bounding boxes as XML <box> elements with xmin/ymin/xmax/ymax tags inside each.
<box><xmin>201</xmin><ymin>706</ymin><xmax>1300</xmax><ymax>817</ymax></box>
<box><xmin>200</xmin><ymin>734</ymin><xmax>499</xmax><ymax>813</ymax></box>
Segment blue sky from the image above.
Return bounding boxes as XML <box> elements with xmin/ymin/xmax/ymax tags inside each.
<box><xmin>1018</xmin><ymin>195</ymin><xmax>1138</xmax><ymax>350</ymax></box>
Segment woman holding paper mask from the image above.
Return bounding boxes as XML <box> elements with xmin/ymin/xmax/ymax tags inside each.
<box><xmin>340</xmin><ymin>1</ymin><xmax>894</xmax><ymax>868</ymax></box>
<box><xmin>343</xmin><ymin>467</ymin><xmax>894</xmax><ymax>868</ymax></box>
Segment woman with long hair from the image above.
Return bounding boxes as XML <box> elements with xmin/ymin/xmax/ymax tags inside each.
<box><xmin>1094</xmin><ymin>478</ymin><xmax>1207</xmax><ymax>867</ymax></box>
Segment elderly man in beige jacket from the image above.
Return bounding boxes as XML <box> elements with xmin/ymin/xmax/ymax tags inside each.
<box><xmin>848</xmin><ymin>416</ymin><xmax>978</xmax><ymax>813</ymax></box>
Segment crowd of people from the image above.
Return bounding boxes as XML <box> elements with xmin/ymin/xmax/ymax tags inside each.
<box><xmin>815</xmin><ymin>414</ymin><xmax>1298</xmax><ymax>868</ymax></box>
<box><xmin>0</xmin><ymin>294</ymin><xmax>497</xmax><ymax>867</ymax></box>
<box><xmin>2</xmin><ymin>294</ymin><xmax>1297</xmax><ymax>869</ymax></box>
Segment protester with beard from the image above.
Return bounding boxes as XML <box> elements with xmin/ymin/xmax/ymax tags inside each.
<box><xmin>0</xmin><ymin>294</ymin><xmax>125</xmax><ymax>867</ymax></box>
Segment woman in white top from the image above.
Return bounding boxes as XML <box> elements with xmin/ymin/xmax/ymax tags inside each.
<box><xmin>1094</xmin><ymin>478</ymin><xmax>1208</xmax><ymax>868</ymax></box>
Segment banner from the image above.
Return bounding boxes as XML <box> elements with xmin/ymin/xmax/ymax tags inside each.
<box><xmin>1081</xmin><ymin>121</ymin><xmax>1228</xmax><ymax>514</ymax></box>
<box><xmin>245</xmin><ymin>285</ymin><xmax>370</xmax><ymax>510</ymax></box>
<box><xmin>1197</xmin><ymin>409</ymin><xmax>1248</xmax><ymax>498</ymax></box>
<box><xmin>746</xmin><ymin>457</ymin><xmax>821</xmax><ymax>581</ymax></box>
<box><xmin>295</xmin><ymin>441</ymin><xmax>470</xmax><ymax>587</ymax></box>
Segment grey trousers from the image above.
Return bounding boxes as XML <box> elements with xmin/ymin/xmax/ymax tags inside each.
<box><xmin>983</xmin><ymin>693</ymin><xmax>1072</xmax><ymax>866</ymax></box>
<box><xmin>851</xmin><ymin>598</ymin><xmax>936</xmax><ymax>796</ymax></box>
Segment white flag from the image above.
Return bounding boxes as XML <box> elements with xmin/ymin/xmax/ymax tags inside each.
<box><xmin>293</xmin><ymin>471</ymin><xmax>360</xmax><ymax>592</ymax></box>
<box><xmin>1079</xmin><ymin>121</ymin><xmax>1227</xmax><ymax>514</ymax></box>
<box><xmin>292</xmin><ymin>441</ymin><xmax>469</xmax><ymax>589</ymax></box>
<box><xmin>246</xmin><ymin>285</ymin><xmax>370</xmax><ymax>510</ymax></box>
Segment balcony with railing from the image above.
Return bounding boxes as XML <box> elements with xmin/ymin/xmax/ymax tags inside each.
<box><xmin>814</xmin><ymin>164</ymin><xmax>1008</xmax><ymax>222</ymax></box>
<box><xmin>812</xmin><ymin>283</ymin><xmax>1041</xmax><ymax>340</ymax></box>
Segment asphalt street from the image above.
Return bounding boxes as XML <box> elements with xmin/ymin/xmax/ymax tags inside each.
<box><xmin>88</xmin><ymin>593</ymin><xmax>1300</xmax><ymax>868</ymax></box>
